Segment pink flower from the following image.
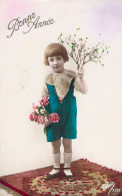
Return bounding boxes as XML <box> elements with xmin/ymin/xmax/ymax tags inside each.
<box><xmin>49</xmin><ymin>113</ymin><xmax>60</xmax><ymax>123</ymax></box>
<box><xmin>39</xmin><ymin>97</ymin><xmax>49</xmax><ymax>106</ymax></box>
<box><xmin>29</xmin><ymin>113</ymin><xmax>34</xmax><ymax>121</ymax></box>
<box><xmin>32</xmin><ymin>103</ymin><xmax>38</xmax><ymax>110</ymax></box>
<box><xmin>34</xmin><ymin>111</ymin><xmax>37</xmax><ymax>114</ymax></box>
<box><xmin>38</xmin><ymin>115</ymin><xmax>45</xmax><ymax>124</ymax></box>
<box><xmin>34</xmin><ymin>115</ymin><xmax>38</xmax><ymax>121</ymax></box>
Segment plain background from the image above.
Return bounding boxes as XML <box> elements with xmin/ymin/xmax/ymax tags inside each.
<box><xmin>0</xmin><ymin>0</ymin><xmax>122</xmax><ymax>177</ymax></box>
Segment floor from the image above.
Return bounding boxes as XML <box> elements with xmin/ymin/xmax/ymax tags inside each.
<box><xmin>0</xmin><ymin>189</ymin><xmax>13</xmax><ymax>196</ymax></box>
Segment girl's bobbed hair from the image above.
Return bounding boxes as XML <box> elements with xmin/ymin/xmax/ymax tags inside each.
<box><xmin>44</xmin><ymin>43</ymin><xmax>69</xmax><ymax>65</ymax></box>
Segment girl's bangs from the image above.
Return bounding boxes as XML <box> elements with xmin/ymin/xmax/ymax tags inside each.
<box><xmin>47</xmin><ymin>47</ymin><xmax>63</xmax><ymax>57</ymax></box>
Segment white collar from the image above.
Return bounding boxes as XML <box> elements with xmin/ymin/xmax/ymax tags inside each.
<box><xmin>52</xmin><ymin>69</ymin><xmax>66</xmax><ymax>76</ymax></box>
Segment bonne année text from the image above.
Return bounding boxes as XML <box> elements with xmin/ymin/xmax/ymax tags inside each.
<box><xmin>7</xmin><ymin>13</ymin><xmax>55</xmax><ymax>38</ymax></box>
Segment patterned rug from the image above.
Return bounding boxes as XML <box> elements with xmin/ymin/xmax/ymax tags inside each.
<box><xmin>0</xmin><ymin>158</ymin><xmax>122</xmax><ymax>196</ymax></box>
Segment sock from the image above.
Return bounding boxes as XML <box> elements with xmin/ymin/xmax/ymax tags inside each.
<box><xmin>64</xmin><ymin>152</ymin><xmax>73</xmax><ymax>176</ymax></box>
<box><xmin>49</xmin><ymin>152</ymin><xmax>61</xmax><ymax>175</ymax></box>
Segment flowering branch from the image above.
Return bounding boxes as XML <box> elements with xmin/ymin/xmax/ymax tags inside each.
<box><xmin>58</xmin><ymin>29</ymin><xmax>110</xmax><ymax>70</ymax></box>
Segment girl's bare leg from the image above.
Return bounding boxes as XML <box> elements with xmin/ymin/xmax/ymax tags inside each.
<box><xmin>62</xmin><ymin>138</ymin><xmax>72</xmax><ymax>153</ymax></box>
<box><xmin>51</xmin><ymin>138</ymin><xmax>61</xmax><ymax>154</ymax></box>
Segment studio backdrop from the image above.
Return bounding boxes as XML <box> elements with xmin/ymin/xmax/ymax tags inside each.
<box><xmin>0</xmin><ymin>0</ymin><xmax>122</xmax><ymax>176</ymax></box>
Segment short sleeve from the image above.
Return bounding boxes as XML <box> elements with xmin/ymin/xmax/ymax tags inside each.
<box><xmin>73</xmin><ymin>76</ymin><xmax>81</xmax><ymax>92</ymax></box>
<box><xmin>41</xmin><ymin>83</ymin><xmax>49</xmax><ymax>98</ymax></box>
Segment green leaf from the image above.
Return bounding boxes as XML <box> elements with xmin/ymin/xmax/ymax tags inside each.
<box><xmin>107</xmin><ymin>51</ymin><xmax>109</xmax><ymax>54</ymax></box>
<box><xmin>72</xmin><ymin>43</ymin><xmax>76</xmax><ymax>48</ymax></box>
<box><xmin>99</xmin><ymin>60</ymin><xmax>101</xmax><ymax>63</ymax></box>
<box><xmin>44</xmin><ymin>127</ymin><xmax>47</xmax><ymax>135</ymax></box>
<box><xmin>102</xmin><ymin>49</ymin><xmax>104</xmax><ymax>53</ymax></box>
<box><xmin>76</xmin><ymin>28</ymin><xmax>80</xmax><ymax>30</ymax></box>
<box><xmin>74</xmin><ymin>34</ymin><xmax>76</xmax><ymax>36</ymax></box>
<box><xmin>59</xmin><ymin>33</ymin><xmax>62</xmax><ymax>37</ymax></box>
<box><xmin>61</xmin><ymin>39</ymin><xmax>64</xmax><ymax>43</ymax></box>
<box><xmin>94</xmin><ymin>49</ymin><xmax>98</xmax><ymax>52</ymax></box>
<box><xmin>102</xmin><ymin>64</ymin><xmax>104</xmax><ymax>67</ymax></box>
<box><xmin>79</xmin><ymin>38</ymin><xmax>82</xmax><ymax>41</ymax></box>
<box><xmin>86</xmin><ymin>37</ymin><xmax>88</xmax><ymax>39</ymax></box>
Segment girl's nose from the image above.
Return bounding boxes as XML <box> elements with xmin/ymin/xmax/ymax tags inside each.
<box><xmin>54</xmin><ymin>60</ymin><xmax>58</xmax><ymax>65</ymax></box>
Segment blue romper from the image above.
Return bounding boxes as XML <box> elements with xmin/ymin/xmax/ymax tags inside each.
<box><xmin>45</xmin><ymin>78</ymin><xmax>77</xmax><ymax>142</ymax></box>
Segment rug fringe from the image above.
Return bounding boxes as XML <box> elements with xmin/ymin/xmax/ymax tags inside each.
<box><xmin>0</xmin><ymin>183</ymin><xmax>21</xmax><ymax>196</ymax></box>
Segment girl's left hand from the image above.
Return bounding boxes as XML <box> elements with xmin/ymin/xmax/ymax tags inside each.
<box><xmin>45</xmin><ymin>120</ymin><xmax>51</xmax><ymax>127</ymax></box>
<box><xmin>77</xmin><ymin>67</ymin><xmax>85</xmax><ymax>79</ymax></box>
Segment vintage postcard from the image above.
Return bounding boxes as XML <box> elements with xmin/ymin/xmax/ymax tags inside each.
<box><xmin>0</xmin><ymin>0</ymin><xmax>122</xmax><ymax>195</ymax></box>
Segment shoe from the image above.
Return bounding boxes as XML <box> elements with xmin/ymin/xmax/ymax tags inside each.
<box><xmin>63</xmin><ymin>167</ymin><xmax>75</xmax><ymax>182</ymax></box>
<box><xmin>43</xmin><ymin>167</ymin><xmax>61</xmax><ymax>180</ymax></box>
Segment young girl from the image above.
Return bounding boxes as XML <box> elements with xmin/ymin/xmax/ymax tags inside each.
<box><xmin>41</xmin><ymin>43</ymin><xmax>88</xmax><ymax>182</ymax></box>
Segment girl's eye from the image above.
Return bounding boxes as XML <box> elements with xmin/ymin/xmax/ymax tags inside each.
<box><xmin>48</xmin><ymin>56</ymin><xmax>62</xmax><ymax>62</ymax></box>
<box><xmin>49</xmin><ymin>59</ymin><xmax>54</xmax><ymax>61</ymax></box>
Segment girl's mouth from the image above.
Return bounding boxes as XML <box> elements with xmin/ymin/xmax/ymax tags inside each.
<box><xmin>54</xmin><ymin>66</ymin><xmax>60</xmax><ymax>68</ymax></box>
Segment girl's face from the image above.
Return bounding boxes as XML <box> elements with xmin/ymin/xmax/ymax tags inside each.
<box><xmin>48</xmin><ymin>56</ymin><xmax>65</xmax><ymax>73</ymax></box>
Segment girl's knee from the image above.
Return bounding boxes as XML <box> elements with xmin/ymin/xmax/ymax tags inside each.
<box><xmin>62</xmin><ymin>138</ymin><xmax>72</xmax><ymax>145</ymax></box>
<box><xmin>51</xmin><ymin>138</ymin><xmax>61</xmax><ymax>150</ymax></box>
<box><xmin>62</xmin><ymin>138</ymin><xmax>72</xmax><ymax>150</ymax></box>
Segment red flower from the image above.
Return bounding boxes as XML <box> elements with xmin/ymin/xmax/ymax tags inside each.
<box><xmin>38</xmin><ymin>115</ymin><xmax>45</xmax><ymax>124</ymax></box>
<box><xmin>34</xmin><ymin>115</ymin><xmax>38</xmax><ymax>121</ymax></box>
<box><xmin>39</xmin><ymin>97</ymin><xmax>49</xmax><ymax>106</ymax></box>
<box><xmin>49</xmin><ymin>113</ymin><xmax>60</xmax><ymax>123</ymax></box>
<box><xmin>29</xmin><ymin>113</ymin><xmax>34</xmax><ymax>121</ymax></box>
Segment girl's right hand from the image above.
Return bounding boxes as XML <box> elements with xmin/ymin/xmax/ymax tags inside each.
<box><xmin>77</xmin><ymin>67</ymin><xmax>85</xmax><ymax>79</ymax></box>
<box><xmin>45</xmin><ymin>120</ymin><xmax>51</xmax><ymax>127</ymax></box>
